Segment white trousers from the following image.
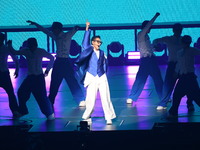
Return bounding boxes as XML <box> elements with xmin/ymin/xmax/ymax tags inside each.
<box><xmin>82</xmin><ymin>73</ymin><xmax>116</xmax><ymax>120</ymax></box>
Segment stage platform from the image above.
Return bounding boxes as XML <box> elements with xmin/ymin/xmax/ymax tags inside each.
<box><xmin>1</xmin><ymin>65</ymin><xmax>200</xmax><ymax>150</ymax></box>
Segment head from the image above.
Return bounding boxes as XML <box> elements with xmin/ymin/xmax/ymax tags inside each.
<box><xmin>20</xmin><ymin>40</ymin><xmax>28</xmax><ymax>50</ymax></box>
<box><xmin>173</xmin><ymin>23</ymin><xmax>183</xmax><ymax>37</ymax></box>
<box><xmin>181</xmin><ymin>35</ymin><xmax>192</xmax><ymax>48</ymax></box>
<box><xmin>51</xmin><ymin>22</ymin><xmax>63</xmax><ymax>36</ymax></box>
<box><xmin>0</xmin><ymin>32</ymin><xmax>5</xmax><ymax>45</ymax></box>
<box><xmin>142</xmin><ymin>20</ymin><xmax>151</xmax><ymax>33</ymax></box>
<box><xmin>27</xmin><ymin>38</ymin><xmax>38</xmax><ymax>51</ymax></box>
<box><xmin>91</xmin><ymin>35</ymin><xmax>102</xmax><ymax>50</ymax></box>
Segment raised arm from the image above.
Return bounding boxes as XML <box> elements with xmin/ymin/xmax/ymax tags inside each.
<box><xmin>82</xmin><ymin>21</ymin><xmax>91</xmax><ymax>49</ymax></box>
<box><xmin>140</xmin><ymin>12</ymin><xmax>160</xmax><ymax>35</ymax></box>
<box><xmin>26</xmin><ymin>20</ymin><xmax>55</xmax><ymax>39</ymax></box>
<box><xmin>7</xmin><ymin>40</ymin><xmax>25</xmax><ymax>55</ymax></box>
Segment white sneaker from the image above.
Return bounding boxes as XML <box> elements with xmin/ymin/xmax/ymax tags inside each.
<box><xmin>79</xmin><ymin>101</ymin><xmax>86</xmax><ymax>107</ymax></box>
<box><xmin>126</xmin><ymin>98</ymin><xmax>133</xmax><ymax>104</ymax></box>
<box><xmin>106</xmin><ymin>119</ymin><xmax>112</xmax><ymax>125</ymax></box>
<box><xmin>82</xmin><ymin>118</ymin><xmax>92</xmax><ymax>125</ymax></box>
<box><xmin>47</xmin><ymin>113</ymin><xmax>55</xmax><ymax>120</ymax></box>
<box><xmin>156</xmin><ymin>106</ymin><xmax>167</xmax><ymax>110</ymax></box>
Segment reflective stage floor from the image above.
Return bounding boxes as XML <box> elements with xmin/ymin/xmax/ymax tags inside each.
<box><xmin>1</xmin><ymin>65</ymin><xmax>200</xmax><ymax>150</ymax></box>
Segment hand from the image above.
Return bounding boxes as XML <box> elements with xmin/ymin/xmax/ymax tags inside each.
<box><xmin>7</xmin><ymin>40</ymin><xmax>12</xmax><ymax>46</ymax></box>
<box><xmin>74</xmin><ymin>25</ymin><xmax>80</xmax><ymax>30</ymax></box>
<box><xmin>26</xmin><ymin>20</ymin><xmax>35</xmax><ymax>25</ymax></box>
<box><xmin>156</xmin><ymin>12</ymin><xmax>160</xmax><ymax>16</ymax></box>
<box><xmin>86</xmin><ymin>20</ymin><xmax>90</xmax><ymax>31</ymax></box>
<box><xmin>86</xmin><ymin>21</ymin><xmax>90</xmax><ymax>27</ymax></box>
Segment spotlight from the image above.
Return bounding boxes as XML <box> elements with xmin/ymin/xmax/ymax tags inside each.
<box><xmin>77</xmin><ymin>121</ymin><xmax>90</xmax><ymax>131</ymax></box>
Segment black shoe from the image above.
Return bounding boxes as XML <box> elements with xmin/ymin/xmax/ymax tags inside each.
<box><xmin>187</xmin><ymin>105</ymin><xmax>195</xmax><ymax>112</ymax></box>
<box><xmin>12</xmin><ymin>111</ymin><xmax>28</xmax><ymax>119</ymax></box>
<box><xmin>12</xmin><ymin>111</ymin><xmax>22</xmax><ymax>119</ymax></box>
<box><xmin>167</xmin><ymin>113</ymin><xmax>178</xmax><ymax>118</ymax></box>
<box><xmin>166</xmin><ymin>111</ymin><xmax>178</xmax><ymax>120</ymax></box>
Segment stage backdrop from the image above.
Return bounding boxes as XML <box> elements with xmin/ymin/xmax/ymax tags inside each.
<box><xmin>1</xmin><ymin>0</ymin><xmax>200</xmax><ymax>56</ymax></box>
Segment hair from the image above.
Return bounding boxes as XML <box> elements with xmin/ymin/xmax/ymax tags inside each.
<box><xmin>51</xmin><ymin>22</ymin><xmax>63</xmax><ymax>31</ymax></box>
<box><xmin>20</xmin><ymin>40</ymin><xmax>28</xmax><ymax>50</ymax></box>
<box><xmin>173</xmin><ymin>23</ymin><xmax>183</xmax><ymax>33</ymax></box>
<box><xmin>91</xmin><ymin>35</ymin><xmax>101</xmax><ymax>43</ymax></box>
<box><xmin>0</xmin><ymin>32</ymin><xmax>5</xmax><ymax>42</ymax></box>
<box><xmin>27</xmin><ymin>37</ymin><xmax>38</xmax><ymax>48</ymax></box>
<box><xmin>181</xmin><ymin>35</ymin><xmax>192</xmax><ymax>46</ymax></box>
<box><xmin>141</xmin><ymin>20</ymin><xmax>149</xmax><ymax>29</ymax></box>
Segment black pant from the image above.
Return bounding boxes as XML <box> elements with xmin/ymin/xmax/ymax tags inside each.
<box><xmin>0</xmin><ymin>71</ymin><xmax>19</xmax><ymax>114</ymax></box>
<box><xmin>48</xmin><ymin>58</ymin><xmax>85</xmax><ymax>104</ymax></box>
<box><xmin>18</xmin><ymin>74</ymin><xmax>53</xmax><ymax>117</ymax></box>
<box><xmin>169</xmin><ymin>73</ymin><xmax>200</xmax><ymax>115</ymax></box>
<box><xmin>128</xmin><ymin>56</ymin><xmax>163</xmax><ymax>101</ymax></box>
<box><xmin>159</xmin><ymin>62</ymin><xmax>193</xmax><ymax>107</ymax></box>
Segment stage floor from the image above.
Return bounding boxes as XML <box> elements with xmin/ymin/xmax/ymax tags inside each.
<box><xmin>2</xmin><ymin>64</ymin><xmax>200</xmax><ymax>150</ymax></box>
<box><xmin>1</xmin><ymin>64</ymin><xmax>200</xmax><ymax>132</ymax></box>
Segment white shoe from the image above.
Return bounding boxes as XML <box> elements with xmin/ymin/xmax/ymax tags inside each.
<box><xmin>79</xmin><ymin>101</ymin><xmax>86</xmax><ymax>107</ymax></box>
<box><xmin>106</xmin><ymin>119</ymin><xmax>112</xmax><ymax>125</ymax></box>
<box><xmin>82</xmin><ymin>118</ymin><xmax>92</xmax><ymax>125</ymax></box>
<box><xmin>126</xmin><ymin>98</ymin><xmax>133</xmax><ymax>104</ymax></box>
<box><xmin>156</xmin><ymin>106</ymin><xmax>167</xmax><ymax>110</ymax></box>
<box><xmin>47</xmin><ymin>113</ymin><xmax>55</xmax><ymax>120</ymax></box>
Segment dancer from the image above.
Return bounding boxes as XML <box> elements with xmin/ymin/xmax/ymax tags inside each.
<box><xmin>26</xmin><ymin>20</ymin><xmax>85</xmax><ymax>107</ymax></box>
<box><xmin>168</xmin><ymin>35</ymin><xmax>200</xmax><ymax>117</ymax></box>
<box><xmin>75</xmin><ymin>21</ymin><xmax>116</xmax><ymax>125</ymax></box>
<box><xmin>0</xmin><ymin>32</ymin><xmax>20</xmax><ymax>118</ymax></box>
<box><xmin>153</xmin><ymin>23</ymin><xmax>194</xmax><ymax>111</ymax></box>
<box><xmin>8</xmin><ymin>38</ymin><xmax>55</xmax><ymax>120</ymax></box>
<box><xmin>126</xmin><ymin>13</ymin><xmax>163</xmax><ymax>104</ymax></box>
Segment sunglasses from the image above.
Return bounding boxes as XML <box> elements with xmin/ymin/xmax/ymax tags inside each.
<box><xmin>93</xmin><ymin>40</ymin><xmax>103</xmax><ymax>44</ymax></box>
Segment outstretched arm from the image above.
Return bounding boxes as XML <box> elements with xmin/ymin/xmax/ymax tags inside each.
<box><xmin>153</xmin><ymin>36</ymin><xmax>169</xmax><ymax>45</ymax></box>
<box><xmin>66</xmin><ymin>25</ymin><xmax>79</xmax><ymax>38</ymax></box>
<box><xmin>26</xmin><ymin>20</ymin><xmax>55</xmax><ymax>39</ymax></box>
<box><xmin>82</xmin><ymin>21</ymin><xmax>91</xmax><ymax>49</ymax></box>
<box><xmin>193</xmin><ymin>47</ymin><xmax>200</xmax><ymax>56</ymax></box>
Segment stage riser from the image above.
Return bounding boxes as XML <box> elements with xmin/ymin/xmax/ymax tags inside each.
<box><xmin>1</xmin><ymin>124</ymin><xmax>200</xmax><ymax>150</ymax></box>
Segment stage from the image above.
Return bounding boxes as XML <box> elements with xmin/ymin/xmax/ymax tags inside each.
<box><xmin>1</xmin><ymin>65</ymin><xmax>200</xmax><ymax>150</ymax></box>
